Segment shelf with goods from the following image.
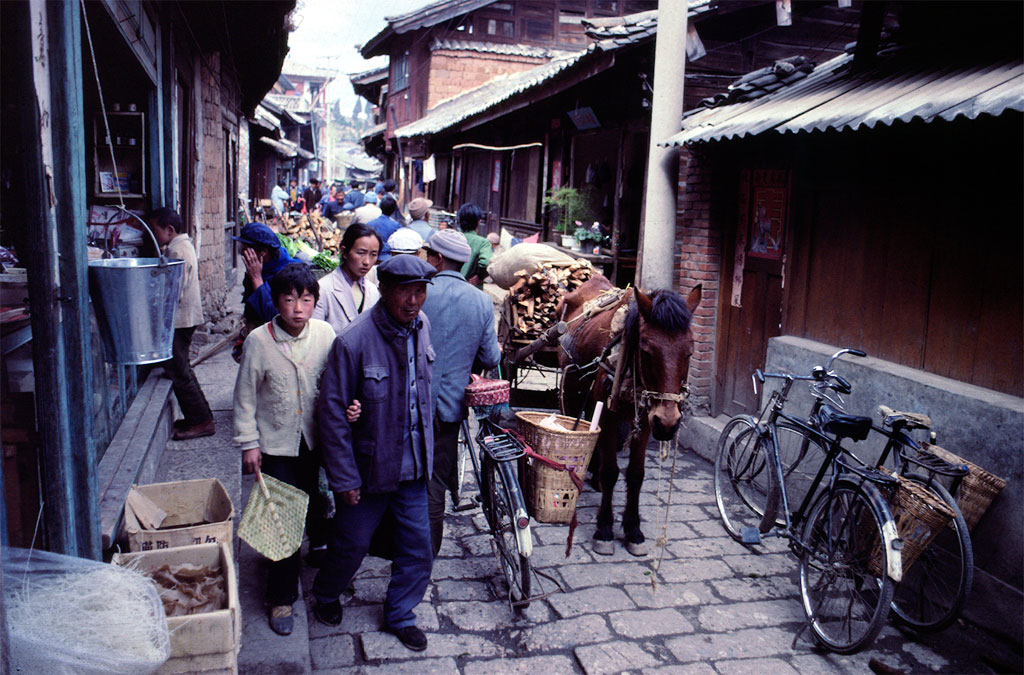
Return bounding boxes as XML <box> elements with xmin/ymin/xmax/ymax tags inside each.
<box><xmin>92</xmin><ymin>111</ymin><xmax>146</xmax><ymax>199</ymax></box>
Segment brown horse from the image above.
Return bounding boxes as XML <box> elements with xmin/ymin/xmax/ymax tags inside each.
<box><xmin>558</xmin><ymin>275</ymin><xmax>701</xmax><ymax>556</ymax></box>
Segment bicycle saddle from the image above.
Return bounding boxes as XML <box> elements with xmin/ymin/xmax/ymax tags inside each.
<box><xmin>816</xmin><ymin>404</ymin><xmax>872</xmax><ymax>442</ymax></box>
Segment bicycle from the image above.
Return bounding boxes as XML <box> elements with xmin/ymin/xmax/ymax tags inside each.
<box><xmin>714</xmin><ymin>350</ymin><xmax>903</xmax><ymax>654</ymax></box>
<box><xmin>863</xmin><ymin>406</ymin><xmax>973</xmax><ymax>633</ymax></box>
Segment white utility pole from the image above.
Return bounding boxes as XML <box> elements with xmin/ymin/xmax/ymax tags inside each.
<box><xmin>638</xmin><ymin>0</ymin><xmax>688</xmax><ymax>290</ymax></box>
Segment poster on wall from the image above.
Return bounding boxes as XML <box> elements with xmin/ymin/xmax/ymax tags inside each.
<box><xmin>746</xmin><ymin>169</ymin><xmax>788</xmax><ymax>260</ymax></box>
<box><xmin>551</xmin><ymin>159</ymin><xmax>561</xmax><ymax>189</ymax></box>
<box><xmin>492</xmin><ymin>157</ymin><xmax>502</xmax><ymax>192</ymax></box>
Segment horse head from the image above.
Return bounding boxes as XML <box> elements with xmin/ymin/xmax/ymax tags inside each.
<box><xmin>632</xmin><ymin>285</ymin><xmax>702</xmax><ymax>440</ymax></box>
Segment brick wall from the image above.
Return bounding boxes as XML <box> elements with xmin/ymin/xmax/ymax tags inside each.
<box><xmin>675</xmin><ymin>147</ymin><xmax>721</xmax><ymax>414</ymax></box>
<box><xmin>426</xmin><ymin>51</ymin><xmax>548</xmax><ymax>110</ymax></box>
<box><xmin>194</xmin><ymin>52</ymin><xmax>242</xmax><ymax>331</ymax></box>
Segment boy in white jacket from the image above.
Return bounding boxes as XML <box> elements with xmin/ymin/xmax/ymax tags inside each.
<box><xmin>233</xmin><ymin>263</ymin><xmax>358</xmax><ymax>635</ymax></box>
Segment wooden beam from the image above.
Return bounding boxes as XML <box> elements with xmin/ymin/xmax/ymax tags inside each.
<box><xmin>853</xmin><ymin>2</ymin><xmax>886</xmax><ymax>71</ymax></box>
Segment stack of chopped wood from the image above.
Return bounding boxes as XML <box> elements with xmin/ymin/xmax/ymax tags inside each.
<box><xmin>279</xmin><ymin>213</ymin><xmax>343</xmax><ymax>253</ymax></box>
<box><xmin>507</xmin><ymin>261</ymin><xmax>594</xmax><ymax>340</ymax></box>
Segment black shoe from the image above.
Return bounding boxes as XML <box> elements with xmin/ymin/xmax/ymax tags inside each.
<box><xmin>268</xmin><ymin>605</ymin><xmax>293</xmax><ymax>636</ymax></box>
<box><xmin>314</xmin><ymin>600</ymin><xmax>342</xmax><ymax>626</ymax></box>
<box><xmin>383</xmin><ymin>624</ymin><xmax>427</xmax><ymax>652</ymax></box>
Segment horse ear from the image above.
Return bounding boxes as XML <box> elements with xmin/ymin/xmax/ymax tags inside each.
<box><xmin>635</xmin><ymin>289</ymin><xmax>653</xmax><ymax>321</ymax></box>
<box><xmin>686</xmin><ymin>284</ymin><xmax>702</xmax><ymax>313</ymax></box>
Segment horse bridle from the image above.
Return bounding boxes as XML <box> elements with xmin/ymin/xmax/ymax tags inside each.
<box><xmin>639</xmin><ymin>384</ymin><xmax>690</xmax><ymax>410</ymax></box>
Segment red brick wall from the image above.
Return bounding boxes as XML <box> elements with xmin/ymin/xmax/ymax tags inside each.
<box><xmin>675</xmin><ymin>147</ymin><xmax>721</xmax><ymax>414</ymax></box>
<box><xmin>426</xmin><ymin>51</ymin><xmax>548</xmax><ymax>110</ymax></box>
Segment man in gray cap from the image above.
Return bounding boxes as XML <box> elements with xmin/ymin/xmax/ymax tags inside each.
<box><xmin>313</xmin><ymin>254</ymin><xmax>437</xmax><ymax>653</ymax></box>
<box><xmin>421</xmin><ymin>230</ymin><xmax>500</xmax><ymax>555</ymax></box>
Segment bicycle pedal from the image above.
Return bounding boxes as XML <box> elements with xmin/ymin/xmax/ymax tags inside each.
<box><xmin>741</xmin><ymin>527</ymin><xmax>762</xmax><ymax>545</ymax></box>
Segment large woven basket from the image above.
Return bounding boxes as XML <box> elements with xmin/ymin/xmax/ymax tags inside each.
<box><xmin>515</xmin><ymin>411</ymin><xmax>600</xmax><ymax>524</ymax></box>
<box><xmin>922</xmin><ymin>443</ymin><xmax>1007</xmax><ymax>532</ymax></box>
<box><xmin>867</xmin><ymin>469</ymin><xmax>954</xmax><ymax>577</ymax></box>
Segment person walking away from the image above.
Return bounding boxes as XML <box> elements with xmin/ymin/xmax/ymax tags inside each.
<box><xmin>312</xmin><ymin>223</ymin><xmax>382</xmax><ymax>335</ymax></box>
<box><xmin>352</xmin><ymin>191</ymin><xmax>381</xmax><ymax>225</ymax></box>
<box><xmin>407</xmin><ymin>198</ymin><xmax>435</xmax><ymax>242</ymax></box>
<box><xmin>366</xmin><ymin>228</ymin><xmax>425</xmax><ymax>287</ymax></box>
<box><xmin>233</xmin><ymin>263</ymin><xmax>355</xmax><ymax>636</ymax></box>
<box><xmin>271</xmin><ymin>180</ymin><xmax>289</xmax><ymax>216</ymax></box>
<box><xmin>456</xmin><ymin>203</ymin><xmax>492</xmax><ymax>288</ymax></box>
<box><xmin>149</xmin><ymin>208</ymin><xmax>215</xmax><ymax>441</ymax></box>
<box><xmin>303</xmin><ymin>178</ymin><xmax>322</xmax><ymax>214</ymax></box>
<box><xmin>367</xmin><ymin>195</ymin><xmax>402</xmax><ymax>263</ymax></box>
<box><xmin>421</xmin><ymin>230</ymin><xmax>500</xmax><ymax>554</ymax></box>
<box><xmin>312</xmin><ymin>255</ymin><xmax>438</xmax><ymax>652</ymax></box>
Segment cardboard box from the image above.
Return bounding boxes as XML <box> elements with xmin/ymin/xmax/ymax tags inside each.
<box><xmin>113</xmin><ymin>542</ymin><xmax>240</xmax><ymax>674</ymax></box>
<box><xmin>124</xmin><ymin>478</ymin><xmax>234</xmax><ymax>552</ymax></box>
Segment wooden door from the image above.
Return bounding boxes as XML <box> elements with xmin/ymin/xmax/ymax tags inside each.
<box><xmin>715</xmin><ymin>169</ymin><xmax>790</xmax><ymax>416</ymax></box>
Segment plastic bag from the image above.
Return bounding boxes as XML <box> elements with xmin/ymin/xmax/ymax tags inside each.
<box><xmin>3</xmin><ymin>547</ymin><xmax>171</xmax><ymax>674</ymax></box>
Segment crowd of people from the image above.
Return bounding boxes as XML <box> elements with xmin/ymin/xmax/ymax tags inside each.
<box><xmin>153</xmin><ymin>189</ymin><xmax>503</xmax><ymax>652</ymax></box>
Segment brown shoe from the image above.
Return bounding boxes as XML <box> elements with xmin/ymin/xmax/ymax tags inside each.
<box><xmin>172</xmin><ymin>419</ymin><xmax>215</xmax><ymax>440</ymax></box>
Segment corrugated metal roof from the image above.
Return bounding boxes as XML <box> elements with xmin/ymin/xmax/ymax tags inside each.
<box><xmin>395</xmin><ymin>49</ymin><xmax>591</xmax><ymax>137</ymax></box>
<box><xmin>663</xmin><ymin>51</ymin><xmax>1024</xmax><ymax>146</ymax></box>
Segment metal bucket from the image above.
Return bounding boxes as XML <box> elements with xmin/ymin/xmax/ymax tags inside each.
<box><xmin>88</xmin><ymin>257</ymin><xmax>184</xmax><ymax>364</ymax></box>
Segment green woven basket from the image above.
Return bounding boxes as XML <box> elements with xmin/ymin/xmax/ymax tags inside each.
<box><xmin>238</xmin><ymin>472</ymin><xmax>309</xmax><ymax>562</ymax></box>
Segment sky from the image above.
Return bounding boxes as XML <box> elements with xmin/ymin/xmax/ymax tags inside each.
<box><xmin>284</xmin><ymin>0</ymin><xmax>428</xmax><ymax>111</ymax></box>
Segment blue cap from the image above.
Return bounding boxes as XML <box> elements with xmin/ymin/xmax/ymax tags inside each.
<box><xmin>377</xmin><ymin>254</ymin><xmax>437</xmax><ymax>285</ymax></box>
<box><xmin>232</xmin><ymin>222</ymin><xmax>280</xmax><ymax>249</ymax></box>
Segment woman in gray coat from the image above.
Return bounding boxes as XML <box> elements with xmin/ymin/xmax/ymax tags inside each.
<box><xmin>313</xmin><ymin>223</ymin><xmax>383</xmax><ymax>335</ymax></box>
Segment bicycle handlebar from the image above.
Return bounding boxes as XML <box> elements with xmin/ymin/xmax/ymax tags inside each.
<box><xmin>751</xmin><ymin>347</ymin><xmax>867</xmax><ymax>397</ymax></box>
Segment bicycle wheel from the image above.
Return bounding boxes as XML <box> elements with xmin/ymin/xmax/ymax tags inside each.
<box><xmin>799</xmin><ymin>479</ymin><xmax>894</xmax><ymax>654</ymax></box>
<box><xmin>455</xmin><ymin>424</ymin><xmax>470</xmax><ymax>503</ymax></box>
<box><xmin>480</xmin><ymin>454</ymin><xmax>531</xmax><ymax>609</ymax></box>
<box><xmin>714</xmin><ymin>415</ymin><xmax>779</xmax><ymax>542</ymax></box>
<box><xmin>889</xmin><ymin>474</ymin><xmax>973</xmax><ymax>633</ymax></box>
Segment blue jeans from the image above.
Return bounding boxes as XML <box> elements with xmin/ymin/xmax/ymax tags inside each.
<box><xmin>312</xmin><ymin>478</ymin><xmax>433</xmax><ymax>629</ymax></box>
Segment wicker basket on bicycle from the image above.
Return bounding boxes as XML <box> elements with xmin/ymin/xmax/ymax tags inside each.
<box><xmin>920</xmin><ymin>443</ymin><xmax>1006</xmax><ymax>532</ymax></box>
<box><xmin>866</xmin><ymin>469</ymin><xmax>955</xmax><ymax>577</ymax></box>
<box><xmin>515</xmin><ymin>412</ymin><xmax>600</xmax><ymax>524</ymax></box>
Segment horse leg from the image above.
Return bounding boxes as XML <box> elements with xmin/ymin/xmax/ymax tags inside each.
<box><xmin>593</xmin><ymin>426</ymin><xmax>619</xmax><ymax>555</ymax></box>
<box><xmin>622</xmin><ymin>426</ymin><xmax>652</xmax><ymax>556</ymax></box>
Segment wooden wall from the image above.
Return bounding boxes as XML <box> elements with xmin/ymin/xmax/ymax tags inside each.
<box><xmin>783</xmin><ymin>115</ymin><xmax>1023</xmax><ymax>397</ymax></box>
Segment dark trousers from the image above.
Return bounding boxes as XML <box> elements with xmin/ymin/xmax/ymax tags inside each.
<box><xmin>312</xmin><ymin>478</ymin><xmax>432</xmax><ymax>629</ymax></box>
<box><xmin>260</xmin><ymin>442</ymin><xmax>329</xmax><ymax>606</ymax></box>
<box><xmin>164</xmin><ymin>326</ymin><xmax>212</xmax><ymax>425</ymax></box>
<box><xmin>427</xmin><ymin>419</ymin><xmax>462</xmax><ymax>556</ymax></box>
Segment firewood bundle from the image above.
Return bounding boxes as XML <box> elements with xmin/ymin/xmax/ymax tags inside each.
<box><xmin>279</xmin><ymin>213</ymin><xmax>343</xmax><ymax>253</ymax></box>
<box><xmin>506</xmin><ymin>261</ymin><xmax>594</xmax><ymax>340</ymax></box>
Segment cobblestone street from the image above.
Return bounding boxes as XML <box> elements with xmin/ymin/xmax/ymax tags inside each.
<box><xmin>294</xmin><ymin>437</ymin><xmax>1000</xmax><ymax>674</ymax></box>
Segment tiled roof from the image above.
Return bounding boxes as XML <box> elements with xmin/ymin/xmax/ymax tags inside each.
<box><xmin>349</xmin><ymin>66</ymin><xmax>388</xmax><ymax>85</ymax></box>
<box><xmin>430</xmin><ymin>38</ymin><xmax>573</xmax><ymax>59</ymax></box>
<box><xmin>663</xmin><ymin>50</ymin><xmax>1024</xmax><ymax>146</ymax></box>
<box><xmin>362</xmin><ymin>0</ymin><xmax>493</xmax><ymax>57</ymax></box>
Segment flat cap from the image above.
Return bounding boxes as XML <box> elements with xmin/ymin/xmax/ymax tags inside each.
<box><xmin>232</xmin><ymin>222</ymin><xmax>280</xmax><ymax>249</ymax></box>
<box><xmin>427</xmin><ymin>229</ymin><xmax>471</xmax><ymax>263</ymax></box>
<box><xmin>377</xmin><ymin>254</ymin><xmax>436</xmax><ymax>285</ymax></box>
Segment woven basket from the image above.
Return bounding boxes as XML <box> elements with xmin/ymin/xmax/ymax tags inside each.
<box><xmin>515</xmin><ymin>411</ymin><xmax>600</xmax><ymax>524</ymax></box>
<box><xmin>923</xmin><ymin>443</ymin><xmax>1007</xmax><ymax>531</ymax></box>
<box><xmin>867</xmin><ymin>469</ymin><xmax>954</xmax><ymax>577</ymax></box>
<box><xmin>238</xmin><ymin>472</ymin><xmax>309</xmax><ymax>562</ymax></box>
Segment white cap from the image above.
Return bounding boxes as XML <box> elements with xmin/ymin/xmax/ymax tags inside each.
<box><xmin>387</xmin><ymin>227</ymin><xmax>425</xmax><ymax>254</ymax></box>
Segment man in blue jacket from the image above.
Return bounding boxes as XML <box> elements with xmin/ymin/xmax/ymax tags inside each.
<box><xmin>312</xmin><ymin>255</ymin><xmax>437</xmax><ymax>652</ymax></box>
<box><xmin>421</xmin><ymin>229</ymin><xmax>500</xmax><ymax>555</ymax></box>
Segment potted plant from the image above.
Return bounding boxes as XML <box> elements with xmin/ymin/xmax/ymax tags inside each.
<box><xmin>544</xmin><ymin>187</ymin><xmax>593</xmax><ymax>248</ymax></box>
<box><xmin>574</xmin><ymin>221</ymin><xmax>604</xmax><ymax>253</ymax></box>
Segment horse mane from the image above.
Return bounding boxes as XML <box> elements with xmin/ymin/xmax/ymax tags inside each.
<box><xmin>623</xmin><ymin>289</ymin><xmax>694</xmax><ymax>351</ymax></box>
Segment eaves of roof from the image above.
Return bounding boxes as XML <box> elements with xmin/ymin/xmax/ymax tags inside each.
<box><xmin>350</xmin><ymin>66</ymin><xmax>389</xmax><ymax>85</ymax></box>
<box><xmin>430</xmin><ymin>38</ymin><xmax>573</xmax><ymax>59</ymax></box>
<box><xmin>362</xmin><ymin>0</ymin><xmax>493</xmax><ymax>58</ymax></box>
<box><xmin>662</xmin><ymin>51</ymin><xmax>1024</xmax><ymax>146</ymax></box>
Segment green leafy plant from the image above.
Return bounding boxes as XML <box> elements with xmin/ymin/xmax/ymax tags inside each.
<box><xmin>544</xmin><ymin>187</ymin><xmax>595</xmax><ymax>235</ymax></box>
